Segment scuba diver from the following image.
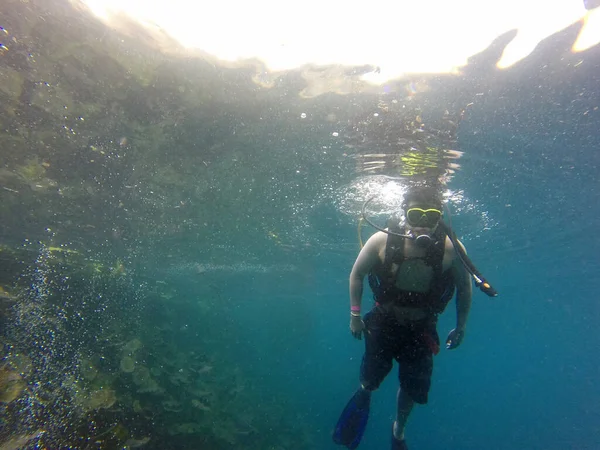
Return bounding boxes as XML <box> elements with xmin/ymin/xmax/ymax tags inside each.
<box><xmin>333</xmin><ymin>185</ymin><xmax>497</xmax><ymax>450</ymax></box>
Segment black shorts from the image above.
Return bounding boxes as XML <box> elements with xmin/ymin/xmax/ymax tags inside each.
<box><xmin>359</xmin><ymin>306</ymin><xmax>439</xmax><ymax>404</ymax></box>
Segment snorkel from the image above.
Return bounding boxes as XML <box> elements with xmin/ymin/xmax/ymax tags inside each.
<box><xmin>360</xmin><ymin>196</ymin><xmax>498</xmax><ymax>297</ymax></box>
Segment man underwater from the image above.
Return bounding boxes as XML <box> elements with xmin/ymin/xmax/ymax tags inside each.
<box><xmin>333</xmin><ymin>186</ymin><xmax>473</xmax><ymax>450</ymax></box>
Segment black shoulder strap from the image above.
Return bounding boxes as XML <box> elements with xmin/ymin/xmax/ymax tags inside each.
<box><xmin>425</xmin><ymin>226</ymin><xmax>447</xmax><ymax>278</ymax></box>
<box><xmin>385</xmin><ymin>223</ymin><xmax>405</xmax><ymax>266</ymax></box>
<box><xmin>373</xmin><ymin>223</ymin><xmax>403</xmax><ymax>288</ymax></box>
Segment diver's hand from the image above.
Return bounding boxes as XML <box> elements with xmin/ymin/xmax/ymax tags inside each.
<box><xmin>445</xmin><ymin>327</ymin><xmax>465</xmax><ymax>350</ymax></box>
<box><xmin>350</xmin><ymin>315</ymin><xmax>365</xmax><ymax>340</ymax></box>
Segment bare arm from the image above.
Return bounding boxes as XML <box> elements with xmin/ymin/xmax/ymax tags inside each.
<box><xmin>451</xmin><ymin>239</ymin><xmax>473</xmax><ymax>331</ymax></box>
<box><xmin>349</xmin><ymin>232</ymin><xmax>386</xmax><ymax>313</ymax></box>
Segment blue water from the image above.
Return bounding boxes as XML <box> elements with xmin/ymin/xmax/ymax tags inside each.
<box><xmin>221</xmin><ymin>118</ymin><xmax>600</xmax><ymax>450</ymax></box>
<box><xmin>2</xmin><ymin>3</ymin><xmax>600</xmax><ymax>449</ymax></box>
<box><xmin>192</xmin><ymin>116</ymin><xmax>600</xmax><ymax>449</ymax></box>
<box><xmin>207</xmin><ymin>52</ymin><xmax>600</xmax><ymax>449</ymax></box>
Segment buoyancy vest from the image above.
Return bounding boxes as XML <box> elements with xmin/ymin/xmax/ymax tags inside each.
<box><xmin>367</xmin><ymin>224</ymin><xmax>455</xmax><ymax>315</ymax></box>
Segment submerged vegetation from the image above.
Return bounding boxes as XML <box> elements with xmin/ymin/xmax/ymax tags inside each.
<box><xmin>0</xmin><ymin>246</ymin><xmax>314</xmax><ymax>449</ymax></box>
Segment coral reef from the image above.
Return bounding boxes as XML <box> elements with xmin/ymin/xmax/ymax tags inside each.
<box><xmin>0</xmin><ymin>365</ymin><xmax>25</xmax><ymax>403</ymax></box>
<box><xmin>0</xmin><ymin>244</ymin><xmax>316</xmax><ymax>448</ymax></box>
<box><xmin>81</xmin><ymin>388</ymin><xmax>117</xmax><ymax>411</ymax></box>
<box><xmin>119</xmin><ymin>356</ymin><xmax>136</xmax><ymax>373</ymax></box>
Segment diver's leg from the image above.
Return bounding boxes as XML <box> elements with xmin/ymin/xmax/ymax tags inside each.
<box><xmin>392</xmin><ymin>323</ymin><xmax>436</xmax><ymax>447</ymax></box>
<box><xmin>359</xmin><ymin>308</ymin><xmax>393</xmax><ymax>392</ymax></box>
<box><xmin>393</xmin><ymin>388</ymin><xmax>414</xmax><ymax>440</ymax></box>
<box><xmin>333</xmin><ymin>308</ymin><xmax>393</xmax><ymax>448</ymax></box>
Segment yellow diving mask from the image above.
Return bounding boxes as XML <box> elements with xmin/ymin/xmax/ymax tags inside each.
<box><xmin>405</xmin><ymin>208</ymin><xmax>442</xmax><ymax>228</ymax></box>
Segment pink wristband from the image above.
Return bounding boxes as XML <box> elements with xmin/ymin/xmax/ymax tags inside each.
<box><xmin>351</xmin><ymin>305</ymin><xmax>361</xmax><ymax>312</ymax></box>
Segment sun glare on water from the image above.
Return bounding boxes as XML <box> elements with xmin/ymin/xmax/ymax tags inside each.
<box><xmin>81</xmin><ymin>0</ymin><xmax>599</xmax><ymax>82</ymax></box>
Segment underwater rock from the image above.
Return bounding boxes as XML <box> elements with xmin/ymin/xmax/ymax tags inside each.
<box><xmin>0</xmin><ymin>431</ymin><xmax>42</xmax><ymax>450</ymax></box>
<box><xmin>120</xmin><ymin>356</ymin><xmax>136</xmax><ymax>373</ymax></box>
<box><xmin>79</xmin><ymin>358</ymin><xmax>99</xmax><ymax>381</ymax></box>
<box><xmin>28</xmin><ymin>178</ymin><xmax>58</xmax><ymax>192</ymax></box>
<box><xmin>168</xmin><ymin>368</ymin><xmax>189</xmax><ymax>386</ymax></box>
<box><xmin>161</xmin><ymin>399</ymin><xmax>182</xmax><ymax>412</ymax></box>
<box><xmin>120</xmin><ymin>338</ymin><xmax>142</xmax><ymax>373</ymax></box>
<box><xmin>0</xmin><ymin>365</ymin><xmax>25</xmax><ymax>403</ymax></box>
<box><xmin>0</xmin><ymin>298</ymin><xmax>16</xmax><ymax>319</ymax></box>
<box><xmin>191</xmin><ymin>399</ymin><xmax>211</xmax><ymax>412</ymax></box>
<box><xmin>110</xmin><ymin>259</ymin><xmax>127</xmax><ymax>277</ymax></box>
<box><xmin>15</xmin><ymin>159</ymin><xmax>46</xmax><ymax>182</ymax></box>
<box><xmin>0</xmin><ymin>286</ymin><xmax>16</xmax><ymax>302</ymax></box>
<box><xmin>0</xmin><ymin>66</ymin><xmax>24</xmax><ymax>100</ymax></box>
<box><xmin>196</xmin><ymin>364</ymin><xmax>213</xmax><ymax>374</ymax></box>
<box><xmin>30</xmin><ymin>81</ymin><xmax>74</xmax><ymax>116</ymax></box>
<box><xmin>132</xmin><ymin>366</ymin><xmax>162</xmax><ymax>394</ymax></box>
<box><xmin>123</xmin><ymin>338</ymin><xmax>142</xmax><ymax>354</ymax></box>
<box><xmin>124</xmin><ymin>437</ymin><xmax>150</xmax><ymax>448</ymax></box>
<box><xmin>168</xmin><ymin>423</ymin><xmax>203</xmax><ymax>435</ymax></box>
<box><xmin>190</xmin><ymin>388</ymin><xmax>213</xmax><ymax>399</ymax></box>
<box><xmin>83</xmin><ymin>388</ymin><xmax>117</xmax><ymax>410</ymax></box>
<box><xmin>13</xmin><ymin>159</ymin><xmax>58</xmax><ymax>192</ymax></box>
<box><xmin>0</xmin><ymin>169</ymin><xmax>22</xmax><ymax>193</ymax></box>
<box><xmin>212</xmin><ymin>420</ymin><xmax>239</xmax><ymax>446</ymax></box>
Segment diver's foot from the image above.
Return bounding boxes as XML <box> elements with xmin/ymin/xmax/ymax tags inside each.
<box><xmin>391</xmin><ymin>434</ymin><xmax>408</xmax><ymax>450</ymax></box>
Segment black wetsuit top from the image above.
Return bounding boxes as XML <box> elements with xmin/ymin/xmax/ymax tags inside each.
<box><xmin>367</xmin><ymin>224</ymin><xmax>455</xmax><ymax>315</ymax></box>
